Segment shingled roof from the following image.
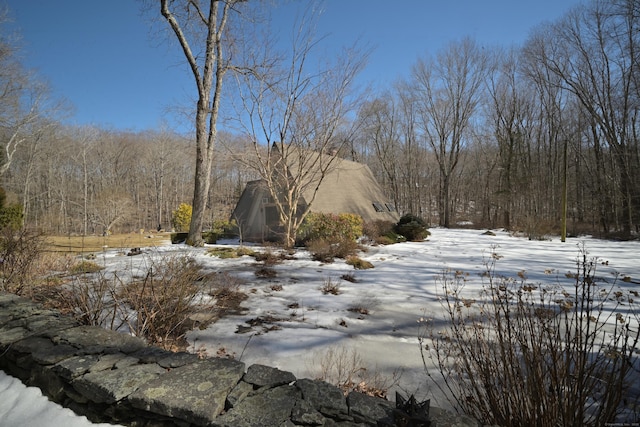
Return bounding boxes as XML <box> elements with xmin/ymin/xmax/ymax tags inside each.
<box><xmin>231</xmin><ymin>146</ymin><xmax>398</xmax><ymax>242</ymax></box>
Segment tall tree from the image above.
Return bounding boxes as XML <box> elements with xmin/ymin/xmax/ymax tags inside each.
<box><xmin>0</xmin><ymin>8</ymin><xmax>55</xmax><ymax>178</ymax></box>
<box><xmin>524</xmin><ymin>0</ymin><xmax>640</xmax><ymax>237</ymax></box>
<box><xmin>158</xmin><ymin>0</ymin><xmax>246</xmax><ymax>246</ymax></box>
<box><xmin>412</xmin><ymin>38</ymin><xmax>488</xmax><ymax>227</ymax></box>
<box><xmin>230</xmin><ymin>4</ymin><xmax>367</xmax><ymax>247</ymax></box>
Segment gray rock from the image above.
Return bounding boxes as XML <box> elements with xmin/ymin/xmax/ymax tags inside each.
<box><xmin>73</xmin><ymin>363</ymin><xmax>166</xmax><ymax>404</ymax></box>
<box><xmin>52</xmin><ymin>325</ymin><xmax>147</xmax><ymax>354</ymax></box>
<box><xmin>11</xmin><ymin>336</ymin><xmax>54</xmax><ymax>354</ymax></box>
<box><xmin>158</xmin><ymin>351</ymin><xmax>199</xmax><ymax>368</ymax></box>
<box><xmin>26</xmin><ymin>314</ymin><xmax>79</xmax><ymax>337</ymax></box>
<box><xmin>0</xmin><ymin>326</ymin><xmax>31</xmax><ymax>344</ymax></box>
<box><xmin>89</xmin><ymin>353</ymin><xmax>138</xmax><ymax>372</ymax></box>
<box><xmin>346</xmin><ymin>391</ymin><xmax>394</xmax><ymax>425</ymax></box>
<box><xmin>33</xmin><ymin>343</ymin><xmax>77</xmax><ymax>365</ymax></box>
<box><xmin>129</xmin><ymin>358</ymin><xmax>245</xmax><ymax>425</ymax></box>
<box><xmin>52</xmin><ymin>354</ymin><xmax>101</xmax><ymax>380</ymax></box>
<box><xmin>226</xmin><ymin>380</ymin><xmax>254</xmax><ymax>408</ymax></box>
<box><xmin>290</xmin><ymin>398</ymin><xmax>325</xmax><ymax>426</ymax></box>
<box><xmin>296</xmin><ymin>378</ymin><xmax>350</xmax><ymax>420</ymax></box>
<box><xmin>243</xmin><ymin>364</ymin><xmax>296</xmax><ymax>388</ymax></box>
<box><xmin>131</xmin><ymin>346</ymin><xmax>173</xmax><ymax>363</ymax></box>
<box><xmin>214</xmin><ymin>384</ymin><xmax>300</xmax><ymax>427</ymax></box>
<box><xmin>430</xmin><ymin>407</ymin><xmax>481</xmax><ymax>427</ymax></box>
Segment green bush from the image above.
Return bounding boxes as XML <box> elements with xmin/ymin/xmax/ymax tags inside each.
<box><xmin>0</xmin><ymin>204</ymin><xmax>23</xmax><ymax>230</ymax></box>
<box><xmin>202</xmin><ymin>231</ymin><xmax>218</xmax><ymax>244</ymax></box>
<box><xmin>171</xmin><ymin>203</ymin><xmax>192</xmax><ymax>232</ymax></box>
<box><xmin>0</xmin><ymin>187</ymin><xmax>23</xmax><ymax>230</ymax></box>
<box><xmin>211</xmin><ymin>219</ymin><xmax>238</xmax><ymax>239</ymax></box>
<box><xmin>299</xmin><ymin>212</ymin><xmax>364</xmax><ymax>244</ymax></box>
<box><xmin>170</xmin><ymin>232</ymin><xmax>189</xmax><ymax>244</ymax></box>
<box><xmin>394</xmin><ymin>214</ymin><xmax>430</xmax><ymax>241</ymax></box>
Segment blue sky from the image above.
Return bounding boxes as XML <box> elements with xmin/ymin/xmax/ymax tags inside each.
<box><xmin>3</xmin><ymin>0</ymin><xmax>582</xmax><ymax>133</ymax></box>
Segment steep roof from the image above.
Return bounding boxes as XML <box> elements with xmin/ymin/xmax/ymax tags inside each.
<box><xmin>231</xmin><ymin>145</ymin><xmax>398</xmax><ymax>242</ymax></box>
<box><xmin>273</xmin><ymin>144</ymin><xmax>397</xmax><ymax>222</ymax></box>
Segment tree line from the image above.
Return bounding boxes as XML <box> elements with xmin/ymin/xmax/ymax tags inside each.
<box><xmin>1</xmin><ymin>0</ymin><xmax>638</xmax><ymax>239</ymax></box>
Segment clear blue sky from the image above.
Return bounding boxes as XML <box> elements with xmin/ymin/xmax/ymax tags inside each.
<box><xmin>3</xmin><ymin>0</ymin><xmax>583</xmax><ymax>133</ymax></box>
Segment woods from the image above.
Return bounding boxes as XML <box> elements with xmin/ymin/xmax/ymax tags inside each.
<box><xmin>1</xmin><ymin>0</ymin><xmax>639</xmax><ymax>239</ymax></box>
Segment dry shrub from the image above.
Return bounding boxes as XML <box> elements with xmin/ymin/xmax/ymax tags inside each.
<box><xmin>421</xmin><ymin>247</ymin><xmax>640</xmax><ymax>426</ymax></box>
<box><xmin>48</xmin><ymin>273</ymin><xmax>121</xmax><ymax>329</ymax></box>
<box><xmin>363</xmin><ymin>220</ymin><xmax>405</xmax><ymax>245</ymax></box>
<box><xmin>345</xmin><ymin>255</ymin><xmax>374</xmax><ymax>270</ymax></box>
<box><xmin>320</xmin><ymin>277</ymin><xmax>341</xmax><ymax>295</ymax></box>
<box><xmin>255</xmin><ymin>266</ymin><xmax>277</xmax><ymax>278</ymax></box>
<box><xmin>0</xmin><ymin>228</ymin><xmax>46</xmax><ymax>294</ymax></box>
<box><xmin>252</xmin><ymin>248</ymin><xmax>287</xmax><ymax>266</ymax></box>
<box><xmin>311</xmin><ymin>345</ymin><xmax>402</xmax><ymax>399</ymax></box>
<box><xmin>207</xmin><ymin>247</ymin><xmax>242</xmax><ymax>259</ymax></box>
<box><xmin>117</xmin><ymin>255</ymin><xmax>209</xmax><ymax>350</ymax></box>
<box><xmin>208</xmin><ymin>271</ymin><xmax>248</xmax><ymax>317</ymax></box>
<box><xmin>307</xmin><ymin>237</ymin><xmax>360</xmax><ymax>263</ymax></box>
<box><xmin>69</xmin><ymin>260</ymin><xmax>103</xmax><ymax>274</ymax></box>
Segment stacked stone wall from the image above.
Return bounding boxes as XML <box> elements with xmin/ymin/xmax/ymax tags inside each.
<box><xmin>0</xmin><ymin>292</ymin><xmax>479</xmax><ymax>426</ymax></box>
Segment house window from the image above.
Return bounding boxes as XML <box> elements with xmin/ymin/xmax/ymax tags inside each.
<box><xmin>385</xmin><ymin>203</ymin><xmax>396</xmax><ymax>212</ymax></box>
<box><xmin>372</xmin><ymin>202</ymin><xmax>385</xmax><ymax>212</ymax></box>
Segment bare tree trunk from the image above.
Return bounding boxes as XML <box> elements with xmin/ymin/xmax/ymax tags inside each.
<box><xmin>159</xmin><ymin>0</ymin><xmax>237</xmax><ymax>246</ymax></box>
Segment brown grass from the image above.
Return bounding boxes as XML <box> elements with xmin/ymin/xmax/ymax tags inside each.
<box><xmin>45</xmin><ymin>232</ymin><xmax>171</xmax><ymax>253</ymax></box>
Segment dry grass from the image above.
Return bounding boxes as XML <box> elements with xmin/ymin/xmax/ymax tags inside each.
<box><xmin>45</xmin><ymin>232</ymin><xmax>171</xmax><ymax>253</ymax></box>
<box><xmin>311</xmin><ymin>345</ymin><xmax>402</xmax><ymax>399</ymax></box>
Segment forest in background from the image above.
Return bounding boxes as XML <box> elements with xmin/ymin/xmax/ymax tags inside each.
<box><xmin>1</xmin><ymin>0</ymin><xmax>639</xmax><ymax>239</ymax></box>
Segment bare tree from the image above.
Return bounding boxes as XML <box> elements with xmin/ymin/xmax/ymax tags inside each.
<box><xmin>0</xmin><ymin>8</ymin><xmax>56</xmax><ymax>178</ymax></box>
<box><xmin>355</xmin><ymin>97</ymin><xmax>402</xmax><ymax>211</ymax></box>
<box><xmin>412</xmin><ymin>38</ymin><xmax>488</xmax><ymax>227</ymax></box>
<box><xmin>524</xmin><ymin>0</ymin><xmax>640</xmax><ymax>237</ymax></box>
<box><xmin>157</xmin><ymin>0</ymin><xmax>248</xmax><ymax>246</ymax></box>
<box><xmin>229</xmin><ymin>4</ymin><xmax>367</xmax><ymax>247</ymax></box>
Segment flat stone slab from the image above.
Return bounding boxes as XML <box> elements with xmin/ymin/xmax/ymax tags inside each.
<box><xmin>52</xmin><ymin>355</ymin><xmax>101</xmax><ymax>380</ymax></box>
<box><xmin>347</xmin><ymin>391</ymin><xmax>394</xmax><ymax>425</ymax></box>
<box><xmin>296</xmin><ymin>378</ymin><xmax>349</xmax><ymax>419</ymax></box>
<box><xmin>243</xmin><ymin>363</ymin><xmax>296</xmax><ymax>388</ymax></box>
<box><xmin>52</xmin><ymin>325</ymin><xmax>147</xmax><ymax>354</ymax></box>
<box><xmin>73</xmin><ymin>363</ymin><xmax>166</xmax><ymax>404</ymax></box>
<box><xmin>214</xmin><ymin>384</ymin><xmax>300</xmax><ymax>427</ymax></box>
<box><xmin>129</xmin><ymin>358</ymin><xmax>245</xmax><ymax>426</ymax></box>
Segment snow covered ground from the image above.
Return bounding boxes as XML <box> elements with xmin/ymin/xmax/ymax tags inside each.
<box><xmin>1</xmin><ymin>227</ymin><xmax>638</xmax><ymax>425</ymax></box>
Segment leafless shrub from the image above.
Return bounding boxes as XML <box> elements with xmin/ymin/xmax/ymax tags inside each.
<box><xmin>321</xmin><ymin>277</ymin><xmax>341</xmax><ymax>295</ymax></box>
<box><xmin>48</xmin><ymin>272</ymin><xmax>122</xmax><ymax>330</ymax></box>
<box><xmin>307</xmin><ymin>237</ymin><xmax>360</xmax><ymax>263</ymax></box>
<box><xmin>117</xmin><ymin>254</ymin><xmax>210</xmax><ymax>350</ymax></box>
<box><xmin>311</xmin><ymin>345</ymin><xmax>402</xmax><ymax>399</ymax></box>
<box><xmin>252</xmin><ymin>248</ymin><xmax>291</xmax><ymax>266</ymax></box>
<box><xmin>209</xmin><ymin>271</ymin><xmax>248</xmax><ymax>317</ymax></box>
<box><xmin>341</xmin><ymin>273</ymin><xmax>357</xmax><ymax>282</ymax></box>
<box><xmin>255</xmin><ymin>266</ymin><xmax>277</xmax><ymax>278</ymax></box>
<box><xmin>0</xmin><ymin>228</ymin><xmax>46</xmax><ymax>294</ymax></box>
<box><xmin>421</xmin><ymin>247</ymin><xmax>640</xmax><ymax>426</ymax></box>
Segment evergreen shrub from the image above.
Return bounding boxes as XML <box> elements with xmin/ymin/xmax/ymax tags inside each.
<box><xmin>394</xmin><ymin>214</ymin><xmax>430</xmax><ymax>241</ymax></box>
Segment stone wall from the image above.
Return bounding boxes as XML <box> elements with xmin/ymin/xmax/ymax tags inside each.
<box><xmin>0</xmin><ymin>292</ymin><xmax>479</xmax><ymax>426</ymax></box>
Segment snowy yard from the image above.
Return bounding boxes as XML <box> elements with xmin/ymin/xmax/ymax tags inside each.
<box><xmin>2</xmin><ymin>227</ymin><xmax>639</xmax><ymax>425</ymax></box>
<box><xmin>105</xmin><ymin>227</ymin><xmax>640</xmax><ymax>408</ymax></box>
